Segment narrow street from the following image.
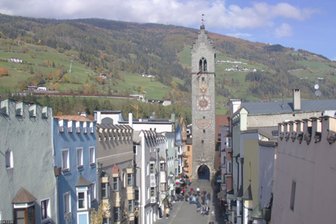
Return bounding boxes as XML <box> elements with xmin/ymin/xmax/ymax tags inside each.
<box><xmin>155</xmin><ymin>179</ymin><xmax>226</xmax><ymax>224</ymax></box>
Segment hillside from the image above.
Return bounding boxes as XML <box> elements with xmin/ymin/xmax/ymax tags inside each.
<box><xmin>0</xmin><ymin>13</ymin><xmax>335</xmax><ymax>116</ymax></box>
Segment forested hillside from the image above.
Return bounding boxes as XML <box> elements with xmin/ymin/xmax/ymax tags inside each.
<box><xmin>0</xmin><ymin>13</ymin><xmax>335</xmax><ymax>117</ymax></box>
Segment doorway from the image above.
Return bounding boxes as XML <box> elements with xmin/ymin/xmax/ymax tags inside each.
<box><xmin>197</xmin><ymin>165</ymin><xmax>210</xmax><ymax>180</ymax></box>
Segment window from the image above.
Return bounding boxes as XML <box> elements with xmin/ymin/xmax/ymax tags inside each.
<box><xmin>77</xmin><ymin>148</ymin><xmax>83</xmax><ymax>168</ymax></box>
<box><xmin>128</xmin><ymin>200</ymin><xmax>134</xmax><ymax>213</ymax></box>
<box><xmin>150</xmin><ymin>163</ymin><xmax>154</xmax><ymax>173</ymax></box>
<box><xmin>62</xmin><ymin>149</ymin><xmax>69</xmax><ymax>171</ymax></box>
<box><xmin>127</xmin><ymin>173</ymin><xmax>133</xmax><ymax>186</ymax></box>
<box><xmin>112</xmin><ymin>177</ymin><xmax>119</xmax><ymax>191</ymax></box>
<box><xmin>290</xmin><ymin>181</ymin><xmax>296</xmax><ymax>211</ymax></box>
<box><xmin>5</xmin><ymin>150</ymin><xmax>13</xmax><ymax>168</ymax></box>
<box><xmin>91</xmin><ymin>183</ymin><xmax>96</xmax><ymax>200</ymax></box>
<box><xmin>41</xmin><ymin>199</ymin><xmax>50</xmax><ymax>220</ymax></box>
<box><xmin>89</xmin><ymin>147</ymin><xmax>95</xmax><ymax>165</ymax></box>
<box><xmin>64</xmin><ymin>192</ymin><xmax>71</xmax><ymax>213</ymax></box>
<box><xmin>77</xmin><ymin>190</ymin><xmax>87</xmax><ymax>210</ymax></box>
<box><xmin>113</xmin><ymin>207</ymin><xmax>120</xmax><ymax>222</ymax></box>
<box><xmin>187</xmin><ymin>146</ymin><xmax>190</xmax><ymax>152</ymax></box>
<box><xmin>101</xmin><ymin>182</ymin><xmax>109</xmax><ymax>198</ymax></box>
<box><xmin>160</xmin><ymin>163</ymin><xmax>165</xmax><ymax>171</ymax></box>
<box><xmin>199</xmin><ymin>58</ymin><xmax>207</xmax><ymax>72</ymax></box>
<box><xmin>150</xmin><ymin>187</ymin><xmax>155</xmax><ymax>197</ymax></box>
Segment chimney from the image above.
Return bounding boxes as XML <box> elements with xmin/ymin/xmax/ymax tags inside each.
<box><xmin>230</xmin><ymin>99</ymin><xmax>242</xmax><ymax>115</ymax></box>
<box><xmin>293</xmin><ymin>89</ymin><xmax>301</xmax><ymax>111</ymax></box>
<box><xmin>128</xmin><ymin>113</ymin><xmax>133</xmax><ymax>127</ymax></box>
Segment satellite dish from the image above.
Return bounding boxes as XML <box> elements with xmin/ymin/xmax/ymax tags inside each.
<box><xmin>314</xmin><ymin>84</ymin><xmax>319</xmax><ymax>90</ymax></box>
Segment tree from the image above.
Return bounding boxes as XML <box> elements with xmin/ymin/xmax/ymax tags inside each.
<box><xmin>0</xmin><ymin>67</ymin><xmax>9</xmax><ymax>77</ymax></box>
<box><xmin>90</xmin><ymin>203</ymin><xmax>105</xmax><ymax>224</ymax></box>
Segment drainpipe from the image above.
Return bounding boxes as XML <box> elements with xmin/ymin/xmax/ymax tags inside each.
<box><xmin>235</xmin><ymin>154</ymin><xmax>240</xmax><ymax>192</ymax></box>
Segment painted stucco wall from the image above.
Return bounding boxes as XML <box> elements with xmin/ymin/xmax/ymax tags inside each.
<box><xmin>242</xmin><ymin>135</ymin><xmax>259</xmax><ymax>208</ymax></box>
<box><xmin>0</xmin><ymin>100</ymin><xmax>56</xmax><ymax>223</ymax></box>
<box><xmin>259</xmin><ymin>144</ymin><xmax>275</xmax><ymax>208</ymax></box>
<box><xmin>272</xmin><ymin>116</ymin><xmax>336</xmax><ymax>224</ymax></box>
<box><xmin>96</xmin><ymin>123</ymin><xmax>134</xmax><ymax>223</ymax></box>
<box><xmin>231</xmin><ymin>125</ymin><xmax>240</xmax><ymax>195</ymax></box>
<box><xmin>53</xmin><ymin>118</ymin><xmax>97</xmax><ymax>224</ymax></box>
<box><xmin>134</xmin><ymin>130</ymin><xmax>161</xmax><ymax>224</ymax></box>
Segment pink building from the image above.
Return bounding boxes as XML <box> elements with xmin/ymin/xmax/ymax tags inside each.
<box><xmin>272</xmin><ymin>116</ymin><xmax>336</xmax><ymax>223</ymax></box>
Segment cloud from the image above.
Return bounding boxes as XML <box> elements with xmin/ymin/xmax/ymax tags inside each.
<box><xmin>275</xmin><ymin>23</ymin><xmax>292</xmax><ymax>38</ymax></box>
<box><xmin>0</xmin><ymin>0</ymin><xmax>315</xmax><ymax>31</ymax></box>
<box><xmin>226</xmin><ymin>32</ymin><xmax>252</xmax><ymax>39</ymax></box>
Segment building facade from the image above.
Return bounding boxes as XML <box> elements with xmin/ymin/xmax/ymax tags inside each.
<box><xmin>133</xmin><ymin>130</ymin><xmax>166</xmax><ymax>224</ymax></box>
<box><xmin>272</xmin><ymin>116</ymin><xmax>336</xmax><ymax>224</ymax></box>
<box><xmin>95</xmin><ymin>122</ymin><xmax>135</xmax><ymax>224</ymax></box>
<box><xmin>191</xmin><ymin>24</ymin><xmax>216</xmax><ymax>180</ymax></box>
<box><xmin>229</xmin><ymin>89</ymin><xmax>336</xmax><ymax>223</ymax></box>
<box><xmin>53</xmin><ymin>115</ymin><xmax>97</xmax><ymax>224</ymax></box>
<box><xmin>0</xmin><ymin>99</ymin><xmax>56</xmax><ymax>224</ymax></box>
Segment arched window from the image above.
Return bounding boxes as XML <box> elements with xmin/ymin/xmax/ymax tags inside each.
<box><xmin>199</xmin><ymin>57</ymin><xmax>208</xmax><ymax>72</ymax></box>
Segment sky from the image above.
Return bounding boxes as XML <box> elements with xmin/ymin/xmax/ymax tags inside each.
<box><xmin>0</xmin><ymin>0</ymin><xmax>335</xmax><ymax>60</ymax></box>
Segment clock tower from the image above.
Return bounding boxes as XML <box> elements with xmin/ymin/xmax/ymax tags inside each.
<box><xmin>191</xmin><ymin>23</ymin><xmax>216</xmax><ymax>180</ymax></box>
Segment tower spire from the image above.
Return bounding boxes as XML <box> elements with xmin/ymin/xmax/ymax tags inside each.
<box><xmin>200</xmin><ymin>14</ymin><xmax>205</xmax><ymax>30</ymax></box>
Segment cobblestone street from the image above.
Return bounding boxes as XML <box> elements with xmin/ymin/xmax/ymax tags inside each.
<box><xmin>155</xmin><ymin>179</ymin><xmax>226</xmax><ymax>224</ymax></box>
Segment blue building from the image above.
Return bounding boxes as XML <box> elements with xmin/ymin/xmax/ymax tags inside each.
<box><xmin>53</xmin><ymin>115</ymin><xmax>97</xmax><ymax>224</ymax></box>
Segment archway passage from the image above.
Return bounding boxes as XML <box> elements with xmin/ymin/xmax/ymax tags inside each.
<box><xmin>197</xmin><ymin>164</ymin><xmax>210</xmax><ymax>180</ymax></box>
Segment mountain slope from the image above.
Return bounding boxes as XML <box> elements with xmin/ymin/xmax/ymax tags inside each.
<box><xmin>0</xmin><ymin>13</ymin><xmax>335</xmax><ymax>115</ymax></box>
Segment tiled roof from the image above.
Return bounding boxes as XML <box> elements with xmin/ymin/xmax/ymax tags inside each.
<box><xmin>12</xmin><ymin>187</ymin><xmax>36</xmax><ymax>204</ymax></box>
<box><xmin>76</xmin><ymin>175</ymin><xmax>92</xmax><ymax>187</ymax></box>
<box><xmin>55</xmin><ymin>115</ymin><xmax>93</xmax><ymax>122</ymax></box>
<box><xmin>242</xmin><ymin>99</ymin><xmax>336</xmax><ymax>115</ymax></box>
<box><xmin>216</xmin><ymin>115</ymin><xmax>230</xmax><ymax>126</ymax></box>
<box><xmin>111</xmin><ymin>164</ymin><xmax>120</xmax><ymax>174</ymax></box>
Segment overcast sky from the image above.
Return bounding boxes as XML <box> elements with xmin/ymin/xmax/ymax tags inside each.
<box><xmin>0</xmin><ymin>0</ymin><xmax>335</xmax><ymax>60</ymax></box>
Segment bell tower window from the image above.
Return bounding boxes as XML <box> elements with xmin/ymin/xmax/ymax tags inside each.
<box><xmin>199</xmin><ymin>57</ymin><xmax>207</xmax><ymax>72</ymax></box>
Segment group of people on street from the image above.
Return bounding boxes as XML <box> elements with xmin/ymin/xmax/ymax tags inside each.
<box><xmin>175</xmin><ymin>185</ymin><xmax>211</xmax><ymax>216</ymax></box>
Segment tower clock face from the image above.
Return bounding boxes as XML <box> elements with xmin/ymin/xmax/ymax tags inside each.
<box><xmin>197</xmin><ymin>95</ymin><xmax>211</xmax><ymax>110</ymax></box>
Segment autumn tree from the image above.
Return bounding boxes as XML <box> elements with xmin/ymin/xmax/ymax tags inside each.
<box><xmin>0</xmin><ymin>67</ymin><xmax>9</xmax><ymax>77</ymax></box>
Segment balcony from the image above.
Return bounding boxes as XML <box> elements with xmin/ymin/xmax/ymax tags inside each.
<box><xmin>150</xmin><ymin>196</ymin><xmax>156</xmax><ymax>204</ymax></box>
<box><xmin>127</xmin><ymin>186</ymin><xmax>135</xmax><ymax>200</ymax></box>
<box><xmin>112</xmin><ymin>191</ymin><xmax>121</xmax><ymax>207</ymax></box>
<box><xmin>150</xmin><ymin>173</ymin><xmax>156</xmax><ymax>187</ymax></box>
<box><xmin>160</xmin><ymin>171</ymin><xmax>166</xmax><ymax>183</ymax></box>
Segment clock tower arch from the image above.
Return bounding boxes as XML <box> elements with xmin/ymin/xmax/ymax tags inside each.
<box><xmin>191</xmin><ymin>24</ymin><xmax>216</xmax><ymax>180</ymax></box>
